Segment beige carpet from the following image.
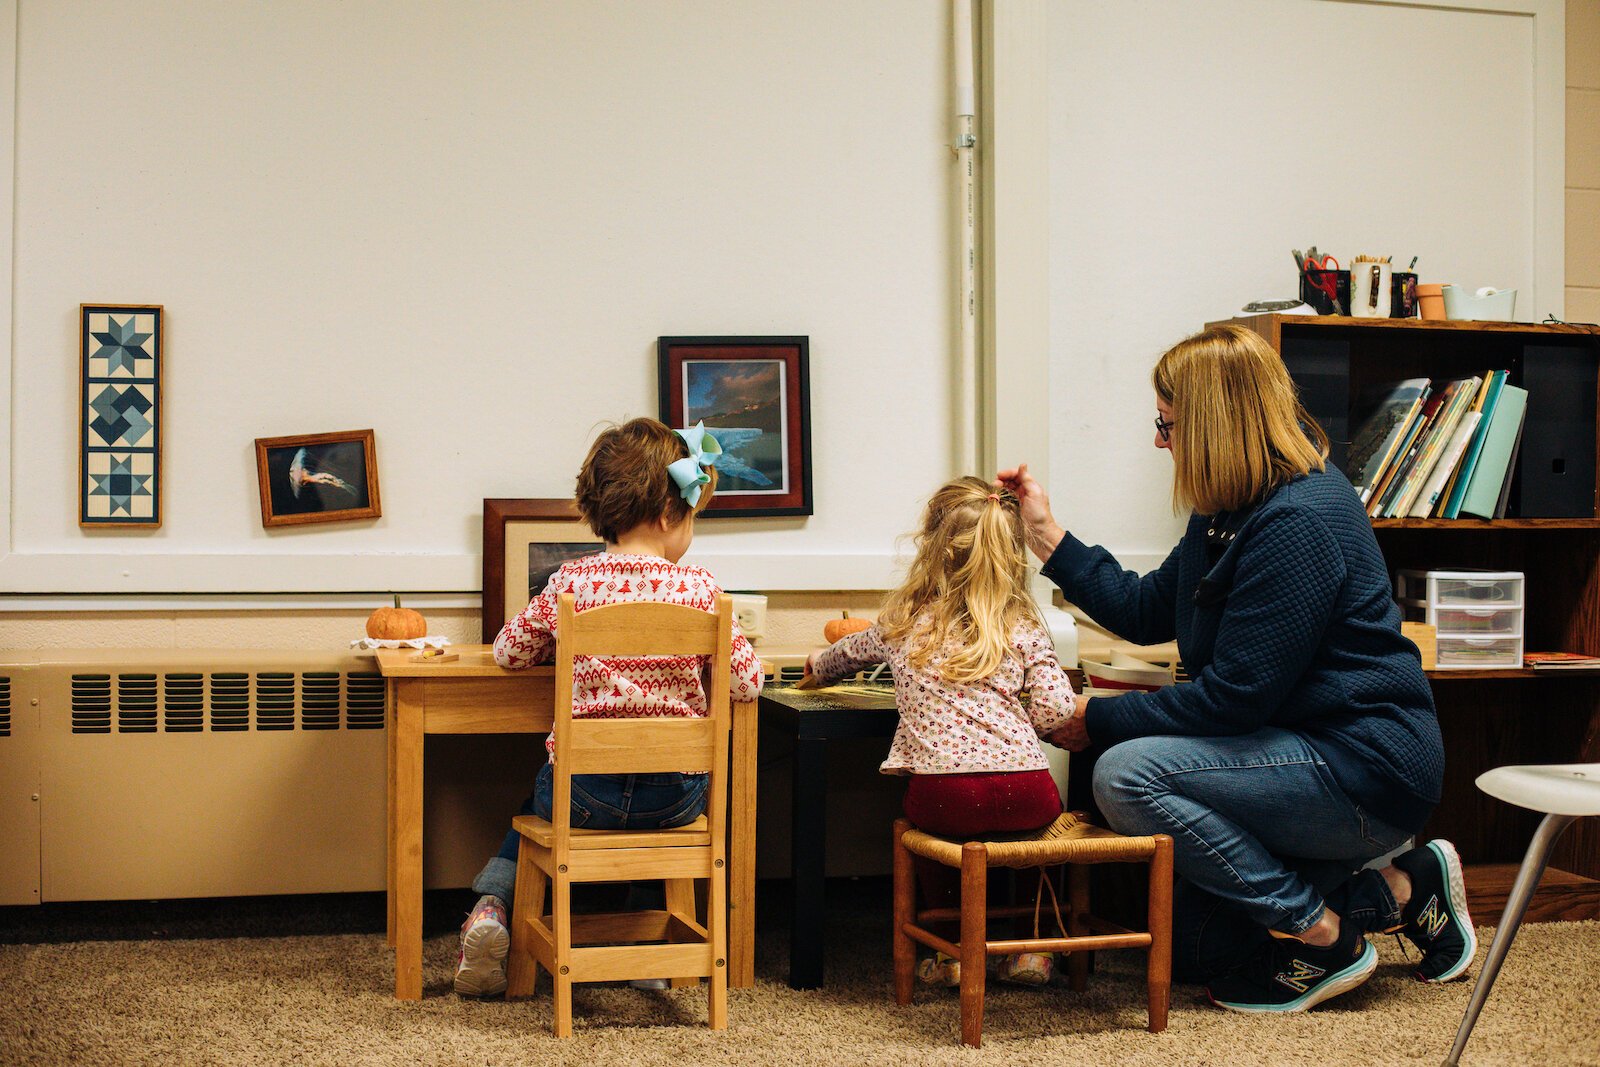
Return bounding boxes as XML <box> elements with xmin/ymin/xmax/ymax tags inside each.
<box><xmin>2</xmin><ymin>909</ymin><xmax>1596</xmax><ymax>1066</ymax></box>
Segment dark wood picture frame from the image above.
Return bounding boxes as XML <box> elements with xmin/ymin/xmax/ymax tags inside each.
<box><xmin>253</xmin><ymin>428</ymin><xmax>381</xmax><ymax>528</ymax></box>
<box><xmin>657</xmin><ymin>335</ymin><xmax>812</xmax><ymax>518</ymax></box>
<box><xmin>480</xmin><ymin>497</ymin><xmax>600</xmax><ymax>642</ymax></box>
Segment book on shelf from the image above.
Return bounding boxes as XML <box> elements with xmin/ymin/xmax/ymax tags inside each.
<box><xmin>1439</xmin><ymin>370</ymin><xmax>1509</xmax><ymax>518</ymax></box>
<box><xmin>1523</xmin><ymin>651</ymin><xmax>1600</xmax><ymax>671</ymax></box>
<box><xmin>1409</xmin><ymin>410</ymin><xmax>1482</xmax><ymax>518</ymax></box>
<box><xmin>1346</xmin><ymin>378</ymin><xmax>1431</xmax><ymax>505</ymax></box>
<box><xmin>1378</xmin><ymin>376</ymin><xmax>1481</xmax><ymax>518</ymax></box>
<box><xmin>1367</xmin><ymin>384</ymin><xmax>1453</xmax><ymax>517</ymax></box>
<box><xmin>1460</xmin><ymin>385</ymin><xmax>1529</xmax><ymax>519</ymax></box>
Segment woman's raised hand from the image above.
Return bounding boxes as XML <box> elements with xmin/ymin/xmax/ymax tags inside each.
<box><xmin>995</xmin><ymin>463</ymin><xmax>1065</xmax><ymax>562</ymax></box>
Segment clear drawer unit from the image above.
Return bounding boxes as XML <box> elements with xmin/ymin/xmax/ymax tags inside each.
<box><xmin>1397</xmin><ymin>569</ymin><xmax>1524</xmax><ymax>670</ymax></box>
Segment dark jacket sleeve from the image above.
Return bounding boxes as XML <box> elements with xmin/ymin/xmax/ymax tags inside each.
<box><xmin>1085</xmin><ymin>506</ymin><xmax>1346</xmax><ymax>745</ymax></box>
<box><xmin>1040</xmin><ymin>531</ymin><xmax>1181</xmax><ymax>647</ymax></box>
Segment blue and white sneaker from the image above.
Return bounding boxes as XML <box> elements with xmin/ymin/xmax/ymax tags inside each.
<box><xmin>1390</xmin><ymin>839</ymin><xmax>1476</xmax><ymax>983</ymax></box>
<box><xmin>1207</xmin><ymin>920</ymin><xmax>1377</xmax><ymax>1013</ymax></box>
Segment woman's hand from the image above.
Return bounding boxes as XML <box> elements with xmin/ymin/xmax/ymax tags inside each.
<box><xmin>995</xmin><ymin>462</ymin><xmax>1066</xmax><ymax>562</ymax></box>
<box><xmin>1046</xmin><ymin>696</ymin><xmax>1091</xmax><ymax>752</ymax></box>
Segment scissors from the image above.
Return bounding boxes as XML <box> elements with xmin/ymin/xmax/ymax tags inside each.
<box><xmin>1302</xmin><ymin>249</ymin><xmax>1344</xmax><ymax>314</ymax></box>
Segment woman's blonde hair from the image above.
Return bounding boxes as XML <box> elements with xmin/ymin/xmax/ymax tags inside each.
<box><xmin>1153</xmin><ymin>323</ymin><xmax>1328</xmax><ymax>514</ymax></box>
<box><xmin>876</xmin><ymin>477</ymin><xmax>1041</xmax><ymax>684</ymax></box>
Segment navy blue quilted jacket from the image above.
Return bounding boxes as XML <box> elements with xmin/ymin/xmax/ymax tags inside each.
<box><xmin>1041</xmin><ymin>468</ymin><xmax>1443</xmax><ymax>832</ymax></box>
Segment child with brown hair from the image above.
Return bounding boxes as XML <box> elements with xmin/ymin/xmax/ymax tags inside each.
<box><xmin>454</xmin><ymin>417</ymin><xmax>763</xmax><ymax>997</ymax></box>
<box><xmin>806</xmin><ymin>476</ymin><xmax>1078</xmax><ymax>987</ymax></box>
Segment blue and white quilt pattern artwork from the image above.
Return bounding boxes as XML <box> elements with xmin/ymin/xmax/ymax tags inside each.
<box><xmin>81</xmin><ymin>308</ymin><xmax>161</xmax><ymax>524</ymax></box>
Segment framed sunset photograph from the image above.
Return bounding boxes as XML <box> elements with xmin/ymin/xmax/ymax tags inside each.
<box><xmin>657</xmin><ymin>336</ymin><xmax>812</xmax><ymax>518</ymax></box>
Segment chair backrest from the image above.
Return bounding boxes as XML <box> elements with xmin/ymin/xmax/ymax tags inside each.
<box><xmin>549</xmin><ymin>592</ymin><xmax>733</xmax><ymax>853</ymax></box>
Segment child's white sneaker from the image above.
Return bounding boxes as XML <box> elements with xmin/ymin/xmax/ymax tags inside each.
<box><xmin>997</xmin><ymin>951</ymin><xmax>1053</xmax><ymax>987</ymax></box>
<box><xmin>453</xmin><ymin>895</ymin><xmax>510</xmax><ymax>997</ymax></box>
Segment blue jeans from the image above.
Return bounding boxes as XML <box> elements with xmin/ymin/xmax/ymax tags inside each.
<box><xmin>471</xmin><ymin>763</ymin><xmax>709</xmax><ymax>907</ymax></box>
<box><xmin>1092</xmin><ymin>729</ymin><xmax>1410</xmax><ymax>983</ymax></box>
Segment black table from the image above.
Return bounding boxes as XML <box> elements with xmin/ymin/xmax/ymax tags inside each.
<box><xmin>758</xmin><ymin>682</ymin><xmax>899</xmax><ymax>989</ymax></box>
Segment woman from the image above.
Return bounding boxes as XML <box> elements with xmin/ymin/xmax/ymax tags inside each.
<box><xmin>999</xmin><ymin>324</ymin><xmax>1471</xmax><ymax>1013</ymax></box>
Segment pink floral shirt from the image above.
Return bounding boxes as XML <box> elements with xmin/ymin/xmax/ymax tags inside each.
<box><xmin>812</xmin><ymin>619</ymin><xmax>1076</xmax><ymax>775</ymax></box>
<box><xmin>494</xmin><ymin>552</ymin><xmax>763</xmax><ymax>757</ymax></box>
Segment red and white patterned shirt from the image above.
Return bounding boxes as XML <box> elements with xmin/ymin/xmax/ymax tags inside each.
<box><xmin>494</xmin><ymin>552</ymin><xmax>763</xmax><ymax>758</ymax></box>
<box><xmin>813</xmin><ymin>618</ymin><xmax>1076</xmax><ymax>775</ymax></box>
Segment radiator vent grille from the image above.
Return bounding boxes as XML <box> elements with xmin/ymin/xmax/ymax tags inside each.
<box><xmin>64</xmin><ymin>669</ymin><xmax>388</xmax><ymax>733</ymax></box>
<box><xmin>0</xmin><ymin>676</ymin><xmax>9</xmax><ymax>736</ymax></box>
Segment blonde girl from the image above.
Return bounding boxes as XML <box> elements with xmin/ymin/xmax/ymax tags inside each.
<box><xmin>806</xmin><ymin>476</ymin><xmax>1077</xmax><ymax>986</ymax></box>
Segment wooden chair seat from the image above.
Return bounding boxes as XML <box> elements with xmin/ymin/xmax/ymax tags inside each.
<box><xmin>893</xmin><ymin>812</ymin><xmax>1174</xmax><ymax>1048</ymax></box>
<box><xmin>512</xmin><ymin>813</ymin><xmax>711</xmax><ymax>850</ymax></box>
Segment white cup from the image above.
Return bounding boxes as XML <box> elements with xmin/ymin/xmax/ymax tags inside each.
<box><xmin>1350</xmin><ymin>261</ymin><xmax>1393</xmax><ymax>318</ymax></box>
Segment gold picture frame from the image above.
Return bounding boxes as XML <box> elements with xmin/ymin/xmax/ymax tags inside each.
<box><xmin>254</xmin><ymin>429</ymin><xmax>381</xmax><ymax>528</ymax></box>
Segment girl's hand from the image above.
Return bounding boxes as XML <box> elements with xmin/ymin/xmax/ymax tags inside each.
<box><xmin>1046</xmin><ymin>697</ymin><xmax>1091</xmax><ymax>752</ymax></box>
<box><xmin>995</xmin><ymin>462</ymin><xmax>1066</xmax><ymax>562</ymax></box>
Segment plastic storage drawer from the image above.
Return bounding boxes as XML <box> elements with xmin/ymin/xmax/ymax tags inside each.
<box><xmin>1435</xmin><ymin>635</ymin><xmax>1523</xmax><ymax>670</ymax></box>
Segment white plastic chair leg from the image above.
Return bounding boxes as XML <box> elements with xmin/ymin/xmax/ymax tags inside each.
<box><xmin>1442</xmin><ymin>813</ymin><xmax>1576</xmax><ymax>1067</ymax></box>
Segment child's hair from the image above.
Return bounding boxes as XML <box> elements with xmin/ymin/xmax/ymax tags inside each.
<box><xmin>876</xmin><ymin>476</ymin><xmax>1040</xmax><ymax>684</ymax></box>
<box><xmin>574</xmin><ymin>417</ymin><xmax>717</xmax><ymax>542</ymax></box>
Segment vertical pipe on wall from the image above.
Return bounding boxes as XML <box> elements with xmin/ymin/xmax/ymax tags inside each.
<box><xmin>954</xmin><ymin>0</ymin><xmax>979</xmax><ymax>475</ymax></box>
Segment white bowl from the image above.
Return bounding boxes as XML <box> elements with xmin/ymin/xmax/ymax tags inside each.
<box><xmin>1442</xmin><ymin>286</ymin><xmax>1517</xmax><ymax>321</ymax></box>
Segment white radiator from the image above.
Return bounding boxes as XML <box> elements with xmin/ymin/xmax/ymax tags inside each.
<box><xmin>0</xmin><ymin>649</ymin><xmax>546</xmax><ymax>904</ymax></box>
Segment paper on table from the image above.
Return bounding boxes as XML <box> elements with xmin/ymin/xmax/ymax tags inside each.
<box><xmin>349</xmin><ymin>636</ymin><xmax>451</xmax><ymax>650</ymax></box>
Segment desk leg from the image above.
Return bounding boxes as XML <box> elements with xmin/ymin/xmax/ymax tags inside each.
<box><xmin>394</xmin><ymin>680</ymin><xmax>425</xmax><ymax>1000</ymax></box>
<box><xmin>790</xmin><ymin>735</ymin><xmax>827</xmax><ymax>988</ymax></box>
<box><xmin>729</xmin><ymin>700</ymin><xmax>758</xmax><ymax>989</ymax></box>
<box><xmin>385</xmin><ymin>680</ymin><xmax>396</xmax><ymax>948</ymax></box>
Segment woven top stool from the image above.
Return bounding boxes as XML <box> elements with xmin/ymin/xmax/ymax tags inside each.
<box><xmin>892</xmin><ymin>812</ymin><xmax>1174</xmax><ymax>1048</ymax></box>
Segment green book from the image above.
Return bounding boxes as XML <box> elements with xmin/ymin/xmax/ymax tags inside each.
<box><xmin>1459</xmin><ymin>385</ymin><xmax>1529</xmax><ymax>519</ymax></box>
<box><xmin>1441</xmin><ymin>370</ymin><xmax>1508</xmax><ymax>518</ymax></box>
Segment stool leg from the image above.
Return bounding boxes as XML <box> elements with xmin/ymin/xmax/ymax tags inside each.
<box><xmin>959</xmin><ymin>842</ymin><xmax>987</xmax><ymax>1048</ymax></box>
<box><xmin>1146</xmin><ymin>835</ymin><xmax>1173</xmax><ymax>1034</ymax></box>
<box><xmin>892</xmin><ymin>819</ymin><xmax>916</xmax><ymax>1006</ymax></box>
<box><xmin>1066</xmin><ymin>863</ymin><xmax>1090</xmax><ymax>993</ymax></box>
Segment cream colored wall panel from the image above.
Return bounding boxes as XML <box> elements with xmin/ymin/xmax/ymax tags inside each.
<box><xmin>1569</xmin><ymin>189</ymin><xmax>1600</xmax><ymax>286</ymax></box>
<box><xmin>1571</xmin><ymin>0</ymin><xmax>1600</xmax><ymax>88</ymax></box>
<box><xmin>0</xmin><ymin>614</ymin><xmax>177</xmax><ymax>649</ymax></box>
<box><xmin>1567</xmin><ymin>286</ymin><xmax>1600</xmax><ymax>321</ymax></box>
<box><xmin>169</xmin><ymin>608</ymin><xmax>479</xmax><ymax>650</ymax></box>
<box><xmin>1572</xmin><ymin>89</ymin><xmax>1600</xmax><ymax>188</ymax></box>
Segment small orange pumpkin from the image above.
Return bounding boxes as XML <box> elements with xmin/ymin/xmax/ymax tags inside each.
<box><xmin>367</xmin><ymin>594</ymin><xmax>428</xmax><ymax>640</ymax></box>
<box><xmin>823</xmin><ymin>611</ymin><xmax>871</xmax><ymax>644</ymax></box>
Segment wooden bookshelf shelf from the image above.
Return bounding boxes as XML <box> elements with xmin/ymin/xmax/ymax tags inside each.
<box><xmin>1213</xmin><ymin>314</ymin><xmax>1600</xmax><ymax>924</ymax></box>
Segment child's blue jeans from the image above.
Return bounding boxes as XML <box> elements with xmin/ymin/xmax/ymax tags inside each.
<box><xmin>471</xmin><ymin>763</ymin><xmax>709</xmax><ymax>908</ymax></box>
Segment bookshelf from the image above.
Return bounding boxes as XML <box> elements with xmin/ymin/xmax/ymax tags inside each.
<box><xmin>1214</xmin><ymin>314</ymin><xmax>1600</xmax><ymax>922</ymax></box>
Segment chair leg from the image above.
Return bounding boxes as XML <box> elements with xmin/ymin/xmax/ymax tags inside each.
<box><xmin>506</xmin><ymin>840</ymin><xmax>544</xmax><ymax>999</ymax></box>
<box><xmin>959</xmin><ymin>842</ymin><xmax>987</xmax><ymax>1048</ymax></box>
<box><xmin>892</xmin><ymin>819</ymin><xmax>916</xmax><ymax>1006</ymax></box>
<box><xmin>1146</xmin><ymin>836</ymin><xmax>1173</xmax><ymax>1034</ymax></box>
<box><xmin>665</xmin><ymin>878</ymin><xmax>697</xmax><ymax>990</ymax></box>
<box><xmin>1443</xmin><ymin>813</ymin><xmax>1576</xmax><ymax>1067</ymax></box>
<box><xmin>1066</xmin><ymin>863</ymin><xmax>1090</xmax><ymax>993</ymax></box>
<box><xmin>552</xmin><ymin>869</ymin><xmax>573</xmax><ymax>1039</ymax></box>
<box><xmin>708</xmin><ymin>858</ymin><xmax>728</xmax><ymax>1031</ymax></box>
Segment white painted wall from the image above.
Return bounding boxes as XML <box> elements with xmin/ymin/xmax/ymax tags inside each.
<box><xmin>2</xmin><ymin>0</ymin><xmax>954</xmax><ymax>595</ymax></box>
<box><xmin>1045</xmin><ymin>0</ymin><xmax>1551</xmax><ymax>570</ymax></box>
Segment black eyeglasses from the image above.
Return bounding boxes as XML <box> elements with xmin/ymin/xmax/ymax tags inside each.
<box><xmin>1154</xmin><ymin>415</ymin><xmax>1175</xmax><ymax>443</ymax></box>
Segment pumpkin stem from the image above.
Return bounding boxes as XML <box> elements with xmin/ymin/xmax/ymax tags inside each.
<box><xmin>393</xmin><ymin>594</ymin><xmax>401</xmax><ymax>609</ymax></box>
<box><xmin>842</xmin><ymin>610</ymin><xmax>849</xmax><ymax>619</ymax></box>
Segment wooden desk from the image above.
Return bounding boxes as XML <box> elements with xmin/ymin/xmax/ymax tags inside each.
<box><xmin>375</xmin><ymin>645</ymin><xmax>759</xmax><ymax>999</ymax></box>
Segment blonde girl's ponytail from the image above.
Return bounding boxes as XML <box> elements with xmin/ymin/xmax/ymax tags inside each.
<box><xmin>877</xmin><ymin>477</ymin><xmax>1041</xmax><ymax>684</ymax></box>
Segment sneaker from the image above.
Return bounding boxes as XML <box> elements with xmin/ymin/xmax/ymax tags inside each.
<box><xmin>453</xmin><ymin>894</ymin><xmax>510</xmax><ymax>997</ymax></box>
<box><xmin>997</xmin><ymin>952</ymin><xmax>1053</xmax><ymax>987</ymax></box>
<box><xmin>629</xmin><ymin>978</ymin><xmax>671</xmax><ymax>991</ymax></box>
<box><xmin>916</xmin><ymin>952</ymin><xmax>961</xmax><ymax>988</ymax></box>
<box><xmin>1206</xmin><ymin>919</ymin><xmax>1377</xmax><ymax>1013</ymax></box>
<box><xmin>1390</xmin><ymin>839</ymin><xmax>1476</xmax><ymax>983</ymax></box>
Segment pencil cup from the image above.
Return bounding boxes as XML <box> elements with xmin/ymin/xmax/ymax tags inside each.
<box><xmin>1299</xmin><ymin>268</ymin><xmax>1349</xmax><ymax>315</ymax></box>
<box><xmin>1350</xmin><ymin>261</ymin><xmax>1393</xmax><ymax>318</ymax></box>
<box><xmin>1390</xmin><ymin>272</ymin><xmax>1418</xmax><ymax>318</ymax></box>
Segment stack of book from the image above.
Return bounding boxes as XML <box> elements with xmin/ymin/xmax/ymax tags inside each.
<box><xmin>1345</xmin><ymin>371</ymin><xmax>1528</xmax><ymax>519</ymax></box>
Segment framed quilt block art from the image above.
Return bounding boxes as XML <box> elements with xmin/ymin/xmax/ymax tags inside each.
<box><xmin>80</xmin><ymin>304</ymin><xmax>163</xmax><ymax>527</ymax></box>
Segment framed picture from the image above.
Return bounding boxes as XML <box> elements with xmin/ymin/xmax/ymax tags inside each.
<box><xmin>81</xmin><ymin>304</ymin><xmax>163</xmax><ymax>527</ymax></box>
<box><xmin>657</xmin><ymin>336</ymin><xmax>812</xmax><ymax>518</ymax></box>
<box><xmin>481</xmin><ymin>498</ymin><xmax>603</xmax><ymax>641</ymax></box>
<box><xmin>253</xmin><ymin>429</ymin><xmax>381</xmax><ymax>527</ymax></box>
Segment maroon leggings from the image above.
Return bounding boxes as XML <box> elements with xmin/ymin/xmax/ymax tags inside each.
<box><xmin>904</xmin><ymin>770</ymin><xmax>1062</xmax><ymax>926</ymax></box>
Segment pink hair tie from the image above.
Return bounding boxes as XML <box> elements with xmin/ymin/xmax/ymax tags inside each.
<box><xmin>986</xmin><ymin>493</ymin><xmax>1000</xmax><ymax>501</ymax></box>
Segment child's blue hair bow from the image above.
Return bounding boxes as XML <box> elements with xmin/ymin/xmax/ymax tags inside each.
<box><xmin>668</xmin><ymin>422</ymin><xmax>723</xmax><ymax>506</ymax></box>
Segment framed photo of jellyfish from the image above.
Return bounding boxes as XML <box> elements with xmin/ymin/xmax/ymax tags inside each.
<box><xmin>253</xmin><ymin>429</ymin><xmax>381</xmax><ymax>527</ymax></box>
<box><xmin>81</xmin><ymin>304</ymin><xmax>163</xmax><ymax>527</ymax></box>
<box><xmin>657</xmin><ymin>336</ymin><xmax>812</xmax><ymax>518</ymax></box>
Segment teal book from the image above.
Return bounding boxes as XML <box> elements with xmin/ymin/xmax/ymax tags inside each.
<box><xmin>1441</xmin><ymin>370</ymin><xmax>1508</xmax><ymax>519</ymax></box>
<box><xmin>1459</xmin><ymin>385</ymin><xmax>1529</xmax><ymax>519</ymax></box>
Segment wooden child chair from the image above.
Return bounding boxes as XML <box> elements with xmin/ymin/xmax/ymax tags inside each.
<box><xmin>504</xmin><ymin>593</ymin><xmax>733</xmax><ymax>1037</ymax></box>
<box><xmin>892</xmin><ymin>812</ymin><xmax>1174</xmax><ymax>1048</ymax></box>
